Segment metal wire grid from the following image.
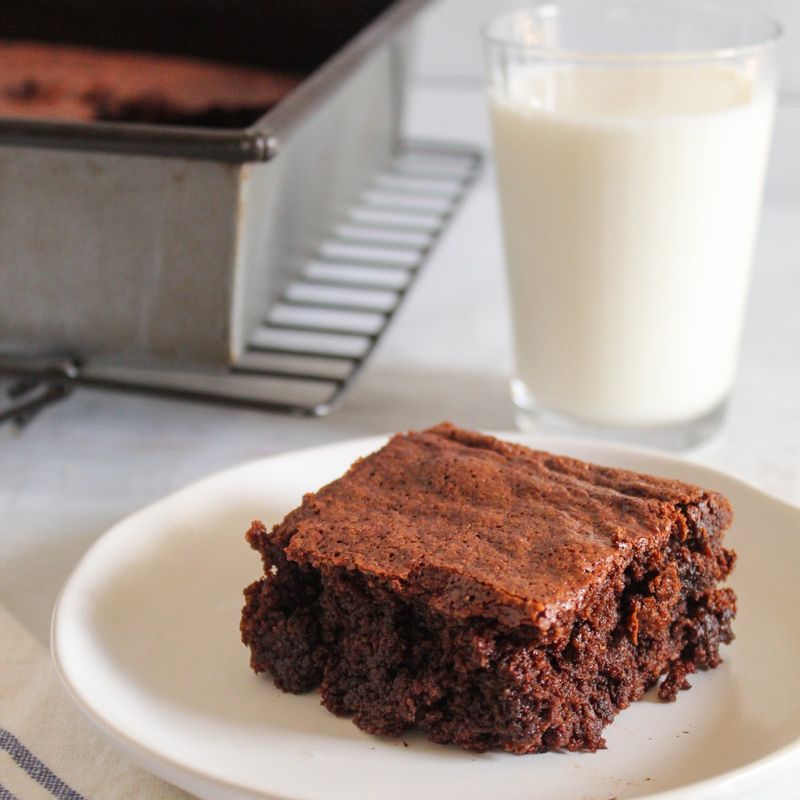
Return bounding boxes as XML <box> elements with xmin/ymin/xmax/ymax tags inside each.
<box><xmin>0</xmin><ymin>141</ymin><xmax>482</xmax><ymax>427</ymax></box>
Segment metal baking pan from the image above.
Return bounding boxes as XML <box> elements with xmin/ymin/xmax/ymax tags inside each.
<box><xmin>0</xmin><ymin>0</ymin><xmax>432</xmax><ymax>368</ymax></box>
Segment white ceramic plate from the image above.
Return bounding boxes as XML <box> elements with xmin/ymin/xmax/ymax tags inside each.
<box><xmin>52</xmin><ymin>434</ymin><xmax>800</xmax><ymax>800</ymax></box>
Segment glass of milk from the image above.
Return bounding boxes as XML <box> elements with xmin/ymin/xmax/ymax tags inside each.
<box><xmin>484</xmin><ymin>1</ymin><xmax>781</xmax><ymax>448</ymax></box>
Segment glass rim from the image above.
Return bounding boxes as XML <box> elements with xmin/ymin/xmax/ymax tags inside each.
<box><xmin>483</xmin><ymin>1</ymin><xmax>783</xmax><ymax>65</ymax></box>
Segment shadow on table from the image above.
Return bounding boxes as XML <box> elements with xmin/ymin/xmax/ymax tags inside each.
<box><xmin>329</xmin><ymin>364</ymin><xmax>516</xmax><ymax>437</ymax></box>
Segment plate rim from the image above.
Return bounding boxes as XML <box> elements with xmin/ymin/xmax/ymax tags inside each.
<box><xmin>51</xmin><ymin>431</ymin><xmax>800</xmax><ymax>800</ymax></box>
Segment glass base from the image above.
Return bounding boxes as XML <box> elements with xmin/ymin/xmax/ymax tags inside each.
<box><xmin>511</xmin><ymin>380</ymin><xmax>727</xmax><ymax>452</ymax></box>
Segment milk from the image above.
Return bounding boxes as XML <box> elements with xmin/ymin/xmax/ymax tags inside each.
<box><xmin>490</xmin><ymin>65</ymin><xmax>775</xmax><ymax>427</ymax></box>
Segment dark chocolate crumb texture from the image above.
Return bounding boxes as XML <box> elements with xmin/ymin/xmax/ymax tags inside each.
<box><xmin>241</xmin><ymin>423</ymin><xmax>736</xmax><ymax>753</ymax></box>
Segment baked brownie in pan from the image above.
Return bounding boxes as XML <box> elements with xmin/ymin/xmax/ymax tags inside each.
<box><xmin>0</xmin><ymin>41</ymin><xmax>300</xmax><ymax>127</ymax></box>
<box><xmin>241</xmin><ymin>423</ymin><xmax>736</xmax><ymax>753</ymax></box>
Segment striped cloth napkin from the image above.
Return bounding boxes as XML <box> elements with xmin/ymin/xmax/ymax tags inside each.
<box><xmin>0</xmin><ymin>603</ymin><xmax>191</xmax><ymax>800</ymax></box>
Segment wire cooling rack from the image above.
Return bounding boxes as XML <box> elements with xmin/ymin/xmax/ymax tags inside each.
<box><xmin>0</xmin><ymin>141</ymin><xmax>482</xmax><ymax>427</ymax></box>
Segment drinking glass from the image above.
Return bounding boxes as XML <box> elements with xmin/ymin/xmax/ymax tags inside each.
<box><xmin>484</xmin><ymin>1</ymin><xmax>781</xmax><ymax>448</ymax></box>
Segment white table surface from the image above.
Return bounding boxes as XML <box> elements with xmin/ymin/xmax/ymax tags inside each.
<box><xmin>1</xmin><ymin>50</ymin><xmax>799</xmax><ymax>800</ymax></box>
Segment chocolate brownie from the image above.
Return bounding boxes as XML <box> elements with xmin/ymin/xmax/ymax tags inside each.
<box><xmin>241</xmin><ymin>423</ymin><xmax>736</xmax><ymax>753</ymax></box>
<box><xmin>0</xmin><ymin>41</ymin><xmax>300</xmax><ymax>127</ymax></box>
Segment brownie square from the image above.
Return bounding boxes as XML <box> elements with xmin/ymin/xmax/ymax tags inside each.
<box><xmin>241</xmin><ymin>423</ymin><xmax>736</xmax><ymax>753</ymax></box>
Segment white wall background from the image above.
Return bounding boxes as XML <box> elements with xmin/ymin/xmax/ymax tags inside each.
<box><xmin>410</xmin><ymin>0</ymin><xmax>800</xmax><ymax>197</ymax></box>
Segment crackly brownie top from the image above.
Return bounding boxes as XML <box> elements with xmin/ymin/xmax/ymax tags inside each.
<box><xmin>277</xmin><ymin>423</ymin><xmax>732</xmax><ymax>629</ymax></box>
